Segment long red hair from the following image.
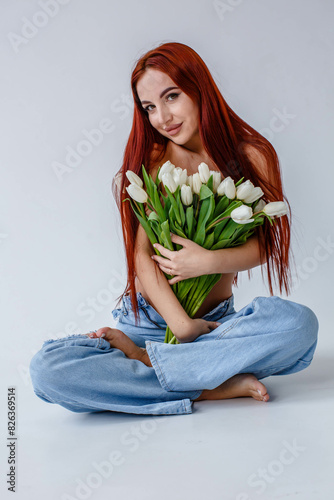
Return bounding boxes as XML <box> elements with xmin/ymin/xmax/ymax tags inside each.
<box><xmin>112</xmin><ymin>41</ymin><xmax>294</xmax><ymax>323</ymax></box>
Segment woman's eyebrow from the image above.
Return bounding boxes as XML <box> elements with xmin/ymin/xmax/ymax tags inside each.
<box><xmin>141</xmin><ymin>86</ymin><xmax>179</xmax><ymax>105</ymax></box>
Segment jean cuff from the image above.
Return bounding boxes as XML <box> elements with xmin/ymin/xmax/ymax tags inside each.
<box><xmin>145</xmin><ymin>341</ymin><xmax>203</xmax><ymax>401</ymax></box>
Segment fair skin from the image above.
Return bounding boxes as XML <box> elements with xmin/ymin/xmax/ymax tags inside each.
<box><xmin>87</xmin><ymin>68</ymin><xmax>270</xmax><ymax>403</ymax></box>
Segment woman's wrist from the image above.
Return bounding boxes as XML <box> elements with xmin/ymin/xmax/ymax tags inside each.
<box><xmin>207</xmin><ymin>249</ymin><xmax>223</xmax><ymax>275</ymax></box>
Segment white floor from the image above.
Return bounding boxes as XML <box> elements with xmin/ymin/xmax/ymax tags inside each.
<box><xmin>2</xmin><ymin>346</ymin><xmax>333</xmax><ymax>500</ymax></box>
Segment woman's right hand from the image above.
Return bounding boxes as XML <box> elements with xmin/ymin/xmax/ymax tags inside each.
<box><xmin>177</xmin><ymin>318</ymin><xmax>222</xmax><ymax>343</ymax></box>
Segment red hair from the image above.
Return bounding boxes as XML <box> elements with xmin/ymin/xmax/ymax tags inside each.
<box><xmin>112</xmin><ymin>41</ymin><xmax>294</xmax><ymax>323</ymax></box>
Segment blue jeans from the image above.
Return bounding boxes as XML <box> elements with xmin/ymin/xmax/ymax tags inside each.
<box><xmin>29</xmin><ymin>292</ymin><xmax>319</xmax><ymax>416</ymax></box>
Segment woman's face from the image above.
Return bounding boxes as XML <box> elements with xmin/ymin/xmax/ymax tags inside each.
<box><xmin>136</xmin><ymin>68</ymin><xmax>200</xmax><ymax>149</ymax></box>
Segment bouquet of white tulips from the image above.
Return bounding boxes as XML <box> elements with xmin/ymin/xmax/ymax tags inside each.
<box><xmin>124</xmin><ymin>161</ymin><xmax>288</xmax><ymax>344</ymax></box>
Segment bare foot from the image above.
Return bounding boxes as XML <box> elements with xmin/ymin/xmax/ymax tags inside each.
<box><xmin>86</xmin><ymin>328</ymin><xmax>152</xmax><ymax>368</ymax></box>
<box><xmin>194</xmin><ymin>373</ymin><xmax>269</xmax><ymax>402</ymax></box>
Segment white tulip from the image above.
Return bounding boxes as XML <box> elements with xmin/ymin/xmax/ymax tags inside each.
<box><xmin>172</xmin><ymin>167</ymin><xmax>188</xmax><ymax>186</ymax></box>
<box><xmin>243</xmin><ymin>186</ymin><xmax>264</xmax><ymax>204</ymax></box>
<box><xmin>217</xmin><ymin>180</ymin><xmax>225</xmax><ymax>196</ymax></box>
<box><xmin>263</xmin><ymin>201</ymin><xmax>288</xmax><ymax>217</ymax></box>
<box><xmin>174</xmin><ymin>166</ymin><xmax>183</xmax><ymax>175</ymax></box>
<box><xmin>162</xmin><ymin>172</ymin><xmax>178</xmax><ymax>193</ymax></box>
<box><xmin>186</xmin><ymin>174</ymin><xmax>193</xmax><ymax>191</ymax></box>
<box><xmin>192</xmin><ymin>173</ymin><xmax>202</xmax><ymax>194</ymax></box>
<box><xmin>219</xmin><ymin>176</ymin><xmax>236</xmax><ymax>199</ymax></box>
<box><xmin>253</xmin><ymin>198</ymin><xmax>266</xmax><ymax>212</ymax></box>
<box><xmin>236</xmin><ymin>180</ymin><xmax>254</xmax><ymax>200</ymax></box>
<box><xmin>158</xmin><ymin>160</ymin><xmax>175</xmax><ymax>181</ymax></box>
<box><xmin>172</xmin><ymin>168</ymin><xmax>182</xmax><ymax>185</ymax></box>
<box><xmin>126</xmin><ymin>170</ymin><xmax>143</xmax><ymax>188</ymax></box>
<box><xmin>231</xmin><ymin>205</ymin><xmax>254</xmax><ymax>224</ymax></box>
<box><xmin>198</xmin><ymin>162</ymin><xmax>211</xmax><ymax>183</ymax></box>
<box><xmin>181</xmin><ymin>184</ymin><xmax>193</xmax><ymax>206</ymax></box>
<box><xmin>211</xmin><ymin>171</ymin><xmax>222</xmax><ymax>193</ymax></box>
<box><xmin>180</xmin><ymin>168</ymin><xmax>188</xmax><ymax>185</ymax></box>
<box><xmin>126</xmin><ymin>184</ymin><xmax>148</xmax><ymax>203</ymax></box>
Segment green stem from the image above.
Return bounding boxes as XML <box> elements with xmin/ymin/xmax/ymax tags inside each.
<box><xmin>166</xmin><ymin>273</ymin><xmax>222</xmax><ymax>344</ymax></box>
<box><xmin>206</xmin><ymin>215</ymin><xmax>230</xmax><ymax>232</ymax></box>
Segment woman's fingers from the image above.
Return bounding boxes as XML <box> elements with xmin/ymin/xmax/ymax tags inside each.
<box><xmin>152</xmin><ymin>242</ymin><xmax>175</xmax><ymax>259</ymax></box>
<box><xmin>87</xmin><ymin>328</ymin><xmax>109</xmax><ymax>338</ymax></box>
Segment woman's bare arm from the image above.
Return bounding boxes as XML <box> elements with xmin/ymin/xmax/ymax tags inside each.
<box><xmin>134</xmin><ymin>223</ymin><xmax>193</xmax><ymax>339</ymax></box>
<box><xmin>134</xmin><ymin>160</ymin><xmax>193</xmax><ymax>339</ymax></box>
<box><xmin>206</xmin><ymin>234</ymin><xmax>266</xmax><ymax>275</ymax></box>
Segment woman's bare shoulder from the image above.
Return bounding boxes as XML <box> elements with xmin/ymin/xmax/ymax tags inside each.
<box><xmin>241</xmin><ymin>143</ymin><xmax>274</xmax><ymax>185</ymax></box>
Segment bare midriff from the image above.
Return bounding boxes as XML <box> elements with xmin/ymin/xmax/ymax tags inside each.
<box><xmin>134</xmin><ymin>139</ymin><xmax>236</xmax><ymax>319</ymax></box>
<box><xmin>135</xmin><ymin>273</ymin><xmax>235</xmax><ymax>318</ymax></box>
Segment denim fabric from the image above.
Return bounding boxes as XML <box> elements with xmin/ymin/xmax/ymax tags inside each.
<box><xmin>145</xmin><ymin>295</ymin><xmax>319</xmax><ymax>392</ymax></box>
<box><xmin>29</xmin><ymin>292</ymin><xmax>319</xmax><ymax>416</ymax></box>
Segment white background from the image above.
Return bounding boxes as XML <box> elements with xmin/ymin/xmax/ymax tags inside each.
<box><xmin>1</xmin><ymin>1</ymin><xmax>333</xmax><ymax>499</ymax></box>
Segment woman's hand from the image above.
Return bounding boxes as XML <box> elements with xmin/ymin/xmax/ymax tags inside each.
<box><xmin>151</xmin><ymin>233</ymin><xmax>211</xmax><ymax>285</ymax></box>
<box><xmin>176</xmin><ymin>318</ymin><xmax>222</xmax><ymax>343</ymax></box>
<box><xmin>85</xmin><ymin>328</ymin><xmax>108</xmax><ymax>338</ymax></box>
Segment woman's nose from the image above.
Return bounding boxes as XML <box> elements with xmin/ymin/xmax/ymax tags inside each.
<box><xmin>156</xmin><ymin>105</ymin><xmax>172</xmax><ymax>127</ymax></box>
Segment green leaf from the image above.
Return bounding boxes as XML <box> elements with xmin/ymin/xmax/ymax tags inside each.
<box><xmin>163</xmin><ymin>194</ymin><xmax>171</xmax><ymax>219</ymax></box>
<box><xmin>152</xmin><ymin>183</ymin><xmax>167</xmax><ymax>222</ymax></box>
<box><xmin>186</xmin><ymin>206</ymin><xmax>194</xmax><ymax>239</ymax></box>
<box><xmin>169</xmin><ymin>216</ymin><xmax>177</xmax><ymax>231</ymax></box>
<box><xmin>161</xmin><ymin>220</ymin><xmax>174</xmax><ymax>250</ymax></box>
<box><xmin>262</xmin><ymin>212</ymin><xmax>274</xmax><ymax>226</ymax></box>
<box><xmin>164</xmin><ymin>185</ymin><xmax>181</xmax><ymax>226</ymax></box>
<box><xmin>141</xmin><ymin>164</ymin><xmax>153</xmax><ymax>199</ymax></box>
<box><xmin>209</xmin><ymin>200</ymin><xmax>243</xmax><ymax>230</ymax></box>
<box><xmin>148</xmin><ymin>211</ymin><xmax>159</xmax><ymax>221</ymax></box>
<box><xmin>174</xmin><ymin>219</ymin><xmax>187</xmax><ymax>238</ymax></box>
<box><xmin>176</xmin><ymin>188</ymin><xmax>186</xmax><ymax>227</ymax></box>
<box><xmin>155</xmin><ymin>166</ymin><xmax>161</xmax><ymax>188</ymax></box>
<box><xmin>149</xmin><ymin>220</ymin><xmax>162</xmax><ymax>242</ymax></box>
<box><xmin>160</xmin><ymin>232</ymin><xmax>171</xmax><ymax>254</ymax></box>
<box><xmin>199</xmin><ymin>184</ymin><xmax>213</xmax><ymax>201</ymax></box>
<box><xmin>220</xmin><ymin>218</ymin><xmax>240</xmax><ymax>240</ymax></box>
<box><xmin>207</xmin><ymin>200</ymin><xmax>243</xmax><ymax>241</ymax></box>
<box><xmin>207</xmin><ymin>194</ymin><xmax>217</xmax><ymax>224</ymax></box>
<box><xmin>207</xmin><ymin>174</ymin><xmax>214</xmax><ymax>192</ymax></box>
<box><xmin>213</xmin><ymin>218</ymin><xmax>230</xmax><ymax>242</ymax></box>
<box><xmin>235</xmin><ymin>176</ymin><xmax>245</xmax><ymax>187</ymax></box>
<box><xmin>129</xmin><ymin>198</ymin><xmax>158</xmax><ymax>247</ymax></box>
<box><xmin>212</xmin><ymin>195</ymin><xmax>230</xmax><ymax>219</ymax></box>
<box><xmin>193</xmin><ymin>195</ymin><xmax>214</xmax><ymax>246</ymax></box>
<box><xmin>203</xmin><ymin>231</ymin><xmax>215</xmax><ymax>250</ymax></box>
<box><xmin>211</xmin><ymin>238</ymin><xmax>232</xmax><ymax>250</ymax></box>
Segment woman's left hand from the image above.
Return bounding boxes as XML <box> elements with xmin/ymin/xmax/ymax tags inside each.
<box><xmin>151</xmin><ymin>233</ymin><xmax>211</xmax><ymax>285</ymax></box>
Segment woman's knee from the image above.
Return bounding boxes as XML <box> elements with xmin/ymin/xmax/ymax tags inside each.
<box><xmin>29</xmin><ymin>343</ymin><xmax>62</xmax><ymax>398</ymax></box>
<box><xmin>299</xmin><ymin>306</ymin><xmax>319</xmax><ymax>359</ymax></box>
<box><xmin>275</xmin><ymin>297</ymin><xmax>319</xmax><ymax>347</ymax></box>
<box><xmin>260</xmin><ymin>296</ymin><xmax>318</xmax><ymax>346</ymax></box>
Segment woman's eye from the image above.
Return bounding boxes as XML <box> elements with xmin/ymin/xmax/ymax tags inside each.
<box><xmin>167</xmin><ymin>93</ymin><xmax>179</xmax><ymax>101</ymax></box>
<box><xmin>143</xmin><ymin>93</ymin><xmax>179</xmax><ymax>112</ymax></box>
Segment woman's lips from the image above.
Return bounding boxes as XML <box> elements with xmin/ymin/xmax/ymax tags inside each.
<box><xmin>166</xmin><ymin>123</ymin><xmax>182</xmax><ymax>135</ymax></box>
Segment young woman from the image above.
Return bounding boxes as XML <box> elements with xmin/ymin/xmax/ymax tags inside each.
<box><xmin>29</xmin><ymin>42</ymin><xmax>319</xmax><ymax>416</ymax></box>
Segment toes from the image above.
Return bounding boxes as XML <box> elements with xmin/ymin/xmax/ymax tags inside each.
<box><xmin>256</xmin><ymin>389</ymin><xmax>269</xmax><ymax>402</ymax></box>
